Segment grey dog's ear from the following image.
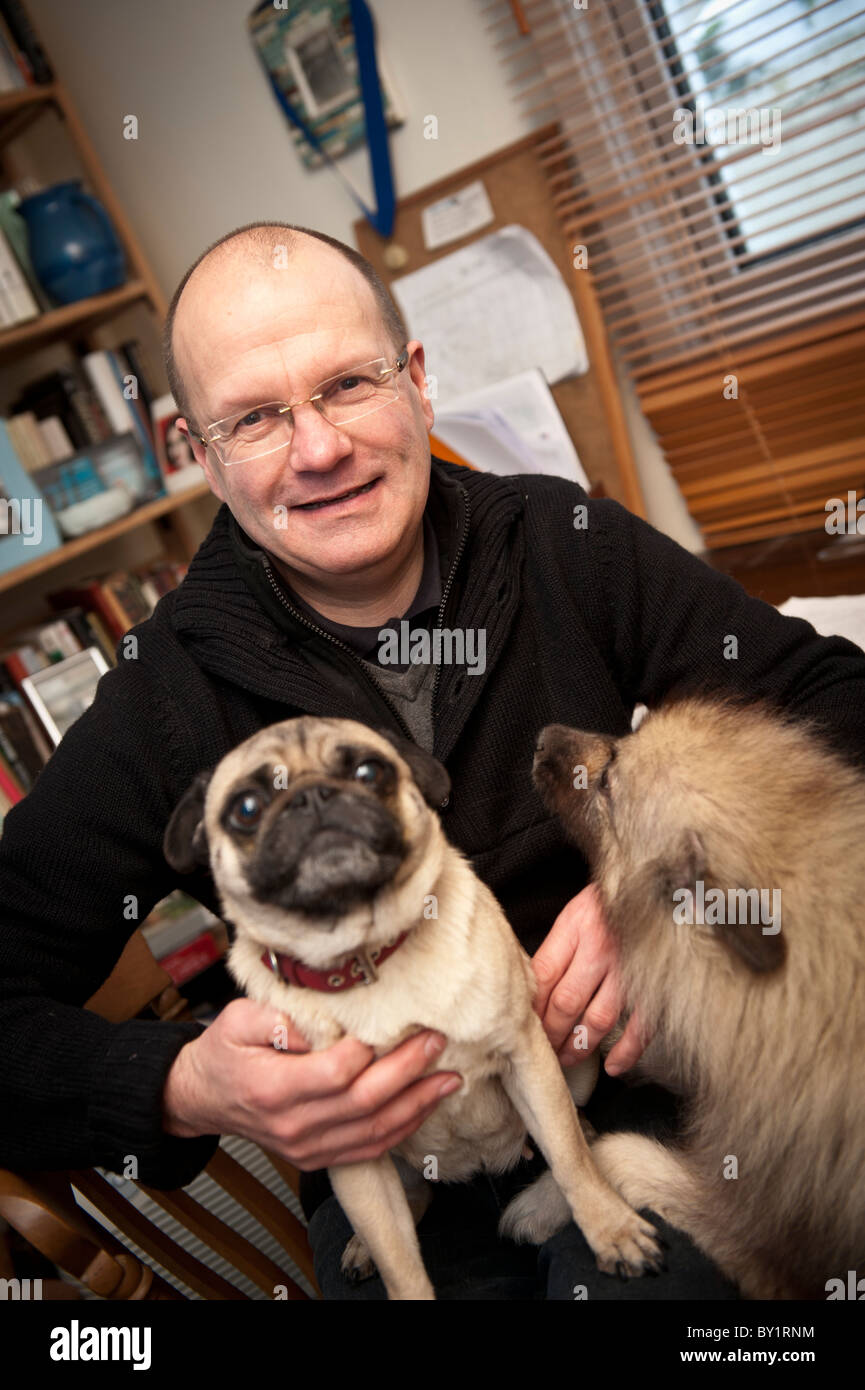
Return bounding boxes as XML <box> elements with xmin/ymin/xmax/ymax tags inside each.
<box><xmin>375</xmin><ymin>729</ymin><xmax>451</xmax><ymax>809</ymax></box>
<box><xmin>656</xmin><ymin>830</ymin><xmax>786</xmax><ymax>975</ymax></box>
<box><xmin>163</xmin><ymin>768</ymin><xmax>214</xmax><ymax>874</ymax></box>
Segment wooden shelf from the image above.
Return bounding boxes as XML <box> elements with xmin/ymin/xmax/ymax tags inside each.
<box><xmin>0</xmin><ymin>280</ymin><xmax>150</xmax><ymax>361</ymax></box>
<box><xmin>0</xmin><ymin>479</ymin><xmax>213</xmax><ymax>594</ymax></box>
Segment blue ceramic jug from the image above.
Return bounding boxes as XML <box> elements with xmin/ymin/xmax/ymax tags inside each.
<box><xmin>17</xmin><ymin>180</ymin><xmax>126</xmax><ymax>304</ymax></box>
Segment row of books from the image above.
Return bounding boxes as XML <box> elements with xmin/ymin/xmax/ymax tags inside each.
<box><xmin>8</xmin><ymin>342</ymin><xmax>163</xmax><ymax>485</ymax></box>
<box><xmin>0</xmin><ymin>558</ymin><xmax>187</xmax><ymax>820</ymax></box>
<box><xmin>1</xmin><ymin>338</ymin><xmax>203</xmax><ymax>576</ymax></box>
<box><xmin>0</xmin><ymin>1</ymin><xmax>52</xmax><ymax>93</ymax></box>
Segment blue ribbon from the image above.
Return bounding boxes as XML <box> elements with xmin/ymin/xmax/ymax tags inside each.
<box><xmin>251</xmin><ymin>0</ymin><xmax>396</xmax><ymax>238</ymax></box>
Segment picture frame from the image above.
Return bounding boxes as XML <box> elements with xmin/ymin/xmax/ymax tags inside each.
<box><xmin>151</xmin><ymin>393</ymin><xmax>203</xmax><ymax>494</ymax></box>
<box><xmin>20</xmin><ymin>647</ymin><xmax>110</xmax><ymax>747</ymax></box>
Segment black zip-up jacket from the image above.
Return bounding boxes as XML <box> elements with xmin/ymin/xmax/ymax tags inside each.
<box><xmin>1</xmin><ymin>458</ymin><xmax>864</xmax><ymax>1192</ymax></box>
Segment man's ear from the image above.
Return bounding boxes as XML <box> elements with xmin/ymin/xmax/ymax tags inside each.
<box><xmin>375</xmin><ymin>729</ymin><xmax>451</xmax><ymax>809</ymax></box>
<box><xmin>175</xmin><ymin>418</ymin><xmax>226</xmax><ymax>503</ymax></box>
<box><xmin>163</xmin><ymin>769</ymin><xmax>214</xmax><ymax>874</ymax></box>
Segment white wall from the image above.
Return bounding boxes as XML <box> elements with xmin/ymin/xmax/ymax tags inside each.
<box><xmin>26</xmin><ymin>0</ymin><xmax>702</xmax><ymax>549</ymax></box>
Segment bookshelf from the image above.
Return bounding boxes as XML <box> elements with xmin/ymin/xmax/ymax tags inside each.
<box><xmin>0</xmin><ymin>9</ymin><xmax>229</xmax><ymax>1007</ymax></box>
<box><xmin>0</xmin><ymin>17</ymin><xmax>218</xmax><ymax>623</ymax></box>
<box><xmin>0</xmin><ymin>478</ymin><xmax>213</xmax><ymax>595</ymax></box>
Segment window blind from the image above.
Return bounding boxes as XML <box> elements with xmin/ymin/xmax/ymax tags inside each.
<box><xmin>489</xmin><ymin>0</ymin><xmax>865</xmax><ymax>546</ymax></box>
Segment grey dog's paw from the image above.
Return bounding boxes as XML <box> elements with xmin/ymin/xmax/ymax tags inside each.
<box><xmin>498</xmin><ymin>1170</ymin><xmax>572</xmax><ymax>1245</ymax></box>
<box><xmin>340</xmin><ymin>1234</ymin><xmax>376</xmax><ymax>1283</ymax></box>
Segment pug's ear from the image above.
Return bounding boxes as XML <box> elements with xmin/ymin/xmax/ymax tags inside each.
<box><xmin>163</xmin><ymin>769</ymin><xmax>214</xmax><ymax>874</ymax></box>
<box><xmin>375</xmin><ymin>729</ymin><xmax>451</xmax><ymax>809</ymax></box>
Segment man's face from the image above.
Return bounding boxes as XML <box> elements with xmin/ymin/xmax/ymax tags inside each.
<box><xmin>173</xmin><ymin>241</ymin><xmax>435</xmax><ymax>581</ymax></box>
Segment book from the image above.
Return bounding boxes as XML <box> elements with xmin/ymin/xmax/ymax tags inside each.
<box><xmin>0</xmin><ymin>665</ymin><xmax>52</xmax><ymax>766</ymax></box>
<box><xmin>0</xmin><ymin>746</ymin><xmax>24</xmax><ymax>805</ymax></box>
<box><xmin>0</xmin><ymin>226</ymin><xmax>38</xmax><ymax>324</ymax></box>
<box><xmin>13</xmin><ymin>367</ymin><xmax>110</xmax><ymax>449</ymax></box>
<box><xmin>0</xmin><ymin>692</ymin><xmax>45</xmax><ymax>789</ymax></box>
<box><xmin>0</xmin><ymin>189</ymin><xmax>53</xmax><ymax>312</ymax></box>
<box><xmin>0</xmin><ymin>1</ymin><xmax>54</xmax><ymax>84</ymax></box>
<box><xmin>37</xmin><ymin>415</ymin><xmax>75</xmax><ymax>463</ymax></box>
<box><xmin>7</xmin><ymin>411</ymin><xmax>50</xmax><ymax>472</ymax></box>
<box><xmin>0</xmin><ymin>18</ymin><xmax>26</xmax><ymax>91</ymax></box>
<box><xmin>46</xmin><ymin>577</ymin><xmax>129</xmax><ymax>643</ymax></box>
<box><xmin>0</xmin><ymin>419</ymin><xmax>63</xmax><ymax>576</ymax></box>
<box><xmin>81</xmin><ymin>351</ymin><xmax>163</xmax><ymax>498</ymax></box>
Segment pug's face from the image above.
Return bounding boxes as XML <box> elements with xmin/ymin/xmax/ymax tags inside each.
<box><xmin>164</xmin><ymin>717</ymin><xmax>450</xmax><ymax>966</ymax></box>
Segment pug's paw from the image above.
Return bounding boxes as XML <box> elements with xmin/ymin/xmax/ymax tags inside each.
<box><xmin>340</xmin><ymin>1233</ymin><xmax>376</xmax><ymax>1283</ymax></box>
<box><xmin>498</xmin><ymin>1169</ymin><xmax>572</xmax><ymax>1245</ymax></box>
<box><xmin>590</xmin><ymin>1204</ymin><xmax>665</xmax><ymax>1279</ymax></box>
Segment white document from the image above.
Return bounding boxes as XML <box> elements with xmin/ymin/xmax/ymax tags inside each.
<box><xmin>392</xmin><ymin>225</ymin><xmax>588</xmax><ymax>409</ymax></box>
<box><xmin>777</xmin><ymin>593</ymin><xmax>865</xmax><ymax>655</ymax></box>
<box><xmin>433</xmin><ymin>368</ymin><xmax>589</xmax><ymax>488</ymax></box>
<box><xmin>420</xmin><ymin>180</ymin><xmax>495</xmax><ymax>250</ymax></box>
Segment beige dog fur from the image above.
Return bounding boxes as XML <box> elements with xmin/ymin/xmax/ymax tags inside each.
<box><xmin>170</xmin><ymin>716</ymin><xmax>663</xmax><ymax>1300</ymax></box>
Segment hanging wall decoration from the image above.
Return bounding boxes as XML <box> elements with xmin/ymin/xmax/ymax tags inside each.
<box><xmin>248</xmin><ymin>0</ymin><xmax>403</xmax><ymax>238</ymax></box>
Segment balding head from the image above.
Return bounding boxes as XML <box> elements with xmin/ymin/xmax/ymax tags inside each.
<box><xmin>163</xmin><ymin>223</ymin><xmax>407</xmax><ymax>432</ymax></box>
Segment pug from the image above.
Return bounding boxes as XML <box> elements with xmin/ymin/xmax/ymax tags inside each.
<box><xmin>163</xmin><ymin>715</ymin><xmax>663</xmax><ymax>1300</ymax></box>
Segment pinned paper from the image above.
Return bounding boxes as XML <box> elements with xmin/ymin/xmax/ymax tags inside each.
<box><xmin>392</xmin><ymin>225</ymin><xmax>588</xmax><ymax>408</ymax></box>
<box><xmin>421</xmin><ymin>180</ymin><xmax>495</xmax><ymax>250</ymax></box>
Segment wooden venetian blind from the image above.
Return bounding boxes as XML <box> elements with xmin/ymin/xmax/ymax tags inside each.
<box><xmin>490</xmin><ymin>0</ymin><xmax>865</xmax><ymax>546</ymax></box>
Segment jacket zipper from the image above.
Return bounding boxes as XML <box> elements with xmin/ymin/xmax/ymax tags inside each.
<box><xmin>262</xmin><ymin>560</ymin><xmax>415</xmax><ymax>740</ymax></box>
<box><xmin>261</xmin><ymin>484</ymin><xmax>471</xmax><ymax>742</ymax></box>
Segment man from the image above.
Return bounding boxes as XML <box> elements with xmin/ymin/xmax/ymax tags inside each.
<box><xmin>1</xmin><ymin>222</ymin><xmax>863</xmax><ymax>1301</ymax></box>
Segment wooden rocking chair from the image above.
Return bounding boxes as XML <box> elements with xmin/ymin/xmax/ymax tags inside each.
<box><xmin>0</xmin><ymin>929</ymin><xmax>319</xmax><ymax>1301</ymax></box>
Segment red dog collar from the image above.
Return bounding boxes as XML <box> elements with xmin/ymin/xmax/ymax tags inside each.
<box><xmin>260</xmin><ymin>931</ymin><xmax>409</xmax><ymax>992</ymax></box>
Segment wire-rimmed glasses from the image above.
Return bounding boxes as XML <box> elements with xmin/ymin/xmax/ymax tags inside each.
<box><xmin>191</xmin><ymin>348</ymin><xmax>409</xmax><ymax>466</ymax></box>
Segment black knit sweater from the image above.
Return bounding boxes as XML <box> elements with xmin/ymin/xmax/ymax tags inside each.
<box><xmin>1</xmin><ymin>458</ymin><xmax>863</xmax><ymax>1191</ymax></box>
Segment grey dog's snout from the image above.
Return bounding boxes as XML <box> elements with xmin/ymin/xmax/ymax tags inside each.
<box><xmin>288</xmin><ymin>783</ymin><xmax>337</xmax><ymax>812</ymax></box>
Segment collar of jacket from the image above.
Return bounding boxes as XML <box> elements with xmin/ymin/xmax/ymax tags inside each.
<box><xmin>169</xmin><ymin>457</ymin><xmax>525</xmax><ymax>760</ymax></box>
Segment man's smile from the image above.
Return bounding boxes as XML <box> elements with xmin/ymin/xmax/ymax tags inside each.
<box><xmin>292</xmin><ymin>476</ymin><xmax>382</xmax><ymax>512</ymax></box>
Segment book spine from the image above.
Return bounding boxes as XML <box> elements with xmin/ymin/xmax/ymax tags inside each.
<box><xmin>119</xmin><ymin>340</ymin><xmax>156</xmax><ymax>417</ymax></box>
<box><xmin>0</xmin><ymin>227</ymin><xmax>38</xmax><ymax>322</ymax></box>
<box><xmin>0</xmin><ymin>695</ymin><xmax>45</xmax><ymax>784</ymax></box>
<box><xmin>81</xmin><ymin>351</ymin><xmax>135</xmax><ymax>436</ymax></box>
<box><xmin>0</xmin><ymin>682</ymin><xmax>51</xmax><ymax>767</ymax></box>
<box><xmin>0</xmin><ymin>0</ymin><xmax>54</xmax><ymax>83</ymax></box>
<box><xmin>105</xmin><ymin>351</ymin><xmax>163</xmax><ymax>493</ymax></box>
<box><xmin>38</xmin><ymin>415</ymin><xmax>74</xmax><ymax>462</ymax></box>
<box><xmin>63</xmin><ymin>369</ymin><xmax>111</xmax><ymax>444</ymax></box>
<box><xmin>0</xmin><ymin>746</ymin><xmax>24</xmax><ymax>805</ymax></box>
<box><xmin>0</xmin><ymin>714</ymin><xmax>31</xmax><ymax>793</ymax></box>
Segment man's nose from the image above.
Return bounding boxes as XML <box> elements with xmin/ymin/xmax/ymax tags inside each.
<box><xmin>285</xmin><ymin>400</ymin><xmax>352</xmax><ymax>471</ymax></box>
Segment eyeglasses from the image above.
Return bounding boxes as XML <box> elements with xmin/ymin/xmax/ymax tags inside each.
<box><xmin>190</xmin><ymin>348</ymin><xmax>409</xmax><ymax>466</ymax></box>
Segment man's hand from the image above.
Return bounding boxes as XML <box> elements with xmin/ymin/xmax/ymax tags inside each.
<box><xmin>531</xmin><ymin>883</ymin><xmax>649</xmax><ymax>1074</ymax></box>
<box><xmin>162</xmin><ymin>998</ymin><xmax>462</xmax><ymax>1170</ymax></box>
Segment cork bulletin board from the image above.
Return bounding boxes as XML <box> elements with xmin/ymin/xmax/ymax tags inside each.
<box><xmin>353</xmin><ymin>124</ymin><xmax>645</xmax><ymax>514</ymax></box>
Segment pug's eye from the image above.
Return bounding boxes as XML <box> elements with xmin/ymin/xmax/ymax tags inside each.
<box><xmin>354</xmin><ymin>758</ymin><xmax>385</xmax><ymax>786</ymax></box>
<box><xmin>599</xmin><ymin>766</ymin><xmax>610</xmax><ymax>793</ymax></box>
<box><xmin>228</xmin><ymin>790</ymin><xmax>264</xmax><ymax>831</ymax></box>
